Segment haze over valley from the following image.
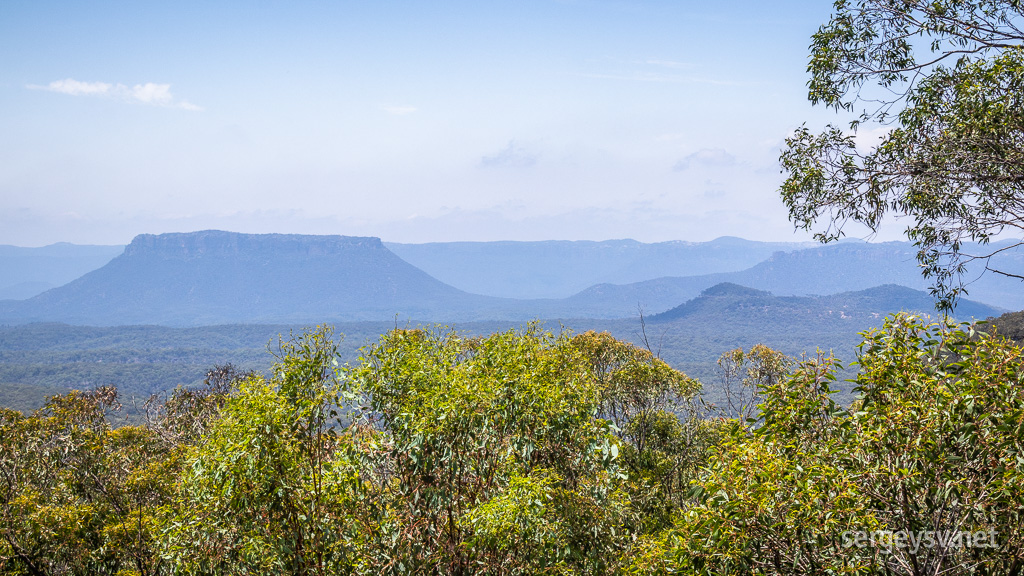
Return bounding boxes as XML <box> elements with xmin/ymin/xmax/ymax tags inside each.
<box><xmin>2</xmin><ymin>230</ymin><xmax>1020</xmax><ymax>325</ymax></box>
<box><xmin>1</xmin><ymin>229</ymin><xmax>1019</xmax><ymax>414</ymax></box>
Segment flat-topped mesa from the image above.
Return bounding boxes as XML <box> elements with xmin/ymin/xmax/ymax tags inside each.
<box><xmin>123</xmin><ymin>230</ymin><xmax>385</xmax><ymax>260</ymax></box>
<box><xmin>0</xmin><ymin>229</ymin><xmax>497</xmax><ymax>325</ymax></box>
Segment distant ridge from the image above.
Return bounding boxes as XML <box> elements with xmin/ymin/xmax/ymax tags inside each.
<box><xmin>0</xmin><ymin>231</ymin><xmax>1012</xmax><ymax>325</ymax></box>
<box><xmin>6</xmin><ymin>235</ymin><xmax>1021</xmax><ymax>313</ymax></box>
<box><xmin>0</xmin><ymin>231</ymin><xmax>506</xmax><ymax>325</ymax></box>
<box><xmin>651</xmin><ymin>283</ymin><xmax>1001</xmax><ymax>324</ymax></box>
<box><xmin>562</xmin><ymin>240</ymin><xmax>1024</xmax><ymax>315</ymax></box>
<box><xmin>384</xmin><ymin>236</ymin><xmax>815</xmax><ymax>299</ymax></box>
<box><xmin>0</xmin><ymin>243</ymin><xmax>123</xmax><ymax>300</ymax></box>
<box><xmin>121</xmin><ymin>231</ymin><xmax>380</xmax><ymax>258</ymax></box>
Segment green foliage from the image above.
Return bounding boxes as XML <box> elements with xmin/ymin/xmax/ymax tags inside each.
<box><xmin>781</xmin><ymin>0</ymin><xmax>1024</xmax><ymax>311</ymax></box>
<box><xmin>462</xmin><ymin>470</ymin><xmax>568</xmax><ymax>569</ymax></box>
<box><xmin>7</xmin><ymin>317</ymin><xmax>1022</xmax><ymax>575</ymax></box>
<box><xmin>149</xmin><ymin>324</ymin><xmax>705</xmax><ymax>575</ymax></box>
<box><xmin>349</xmin><ymin>324</ymin><xmax>640</xmax><ymax>575</ymax></box>
<box><xmin>161</xmin><ymin>326</ymin><xmax>360</xmax><ymax>576</ymax></box>
<box><xmin>634</xmin><ymin>314</ymin><xmax>1024</xmax><ymax>575</ymax></box>
<box><xmin>143</xmin><ymin>364</ymin><xmax>249</xmax><ymax>446</ymax></box>
<box><xmin>571</xmin><ymin>330</ymin><xmax>707</xmax><ymax>533</ymax></box>
<box><xmin>0</xmin><ymin>386</ymin><xmax>177</xmax><ymax>575</ymax></box>
<box><xmin>706</xmin><ymin>343</ymin><xmax>795</xmax><ymax>425</ymax></box>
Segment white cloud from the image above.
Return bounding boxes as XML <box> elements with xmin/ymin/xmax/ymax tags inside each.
<box><xmin>480</xmin><ymin>140</ymin><xmax>538</xmax><ymax>168</ymax></box>
<box><xmin>673</xmin><ymin>148</ymin><xmax>737</xmax><ymax>171</ymax></box>
<box><xmin>852</xmin><ymin>126</ymin><xmax>893</xmax><ymax>153</ymax></box>
<box><xmin>28</xmin><ymin>78</ymin><xmax>202</xmax><ymax>111</ymax></box>
<box><xmin>43</xmin><ymin>79</ymin><xmax>112</xmax><ymax>96</ymax></box>
<box><xmin>380</xmin><ymin>104</ymin><xmax>417</xmax><ymax>115</ymax></box>
<box><xmin>130</xmin><ymin>82</ymin><xmax>173</xmax><ymax>105</ymax></box>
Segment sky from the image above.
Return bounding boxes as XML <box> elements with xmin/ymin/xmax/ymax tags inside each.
<box><xmin>0</xmin><ymin>0</ymin><xmax>892</xmax><ymax>246</ymax></box>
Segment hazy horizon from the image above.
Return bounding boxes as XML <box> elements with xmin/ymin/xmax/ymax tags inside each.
<box><xmin>1</xmin><ymin>231</ymin><xmax>871</xmax><ymax>250</ymax></box>
<box><xmin>0</xmin><ymin>1</ymin><xmax>921</xmax><ymax>247</ymax></box>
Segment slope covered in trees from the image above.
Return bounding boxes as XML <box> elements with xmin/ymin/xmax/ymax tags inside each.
<box><xmin>566</xmin><ymin>240</ymin><xmax>1024</xmax><ymax>314</ymax></box>
<box><xmin>991</xmin><ymin>309</ymin><xmax>1024</xmax><ymax>344</ymax></box>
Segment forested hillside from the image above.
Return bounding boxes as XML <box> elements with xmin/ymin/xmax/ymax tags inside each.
<box><xmin>991</xmin><ymin>309</ymin><xmax>1024</xmax><ymax>344</ymax></box>
<box><xmin>566</xmin><ymin>240</ymin><xmax>1024</xmax><ymax>314</ymax></box>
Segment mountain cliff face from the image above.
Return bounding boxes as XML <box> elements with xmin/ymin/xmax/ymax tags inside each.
<box><xmin>0</xmin><ymin>231</ymin><xmax>503</xmax><ymax>325</ymax></box>
<box><xmin>121</xmin><ymin>231</ymin><xmax>390</xmax><ymax>259</ymax></box>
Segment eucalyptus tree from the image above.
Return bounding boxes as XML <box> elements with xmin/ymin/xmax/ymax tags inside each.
<box><xmin>628</xmin><ymin>315</ymin><xmax>1024</xmax><ymax>575</ymax></box>
<box><xmin>351</xmin><ymin>325</ymin><xmax>635</xmax><ymax>576</ymax></box>
<box><xmin>781</xmin><ymin>0</ymin><xmax>1024</xmax><ymax>311</ymax></box>
<box><xmin>0</xmin><ymin>387</ymin><xmax>174</xmax><ymax>576</ymax></box>
<box><xmin>161</xmin><ymin>327</ymin><xmax>362</xmax><ymax>576</ymax></box>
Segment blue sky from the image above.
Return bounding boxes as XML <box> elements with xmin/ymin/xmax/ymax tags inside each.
<box><xmin>0</xmin><ymin>0</ymin><xmax>875</xmax><ymax>246</ymax></box>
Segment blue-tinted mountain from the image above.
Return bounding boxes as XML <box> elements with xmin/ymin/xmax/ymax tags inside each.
<box><xmin>0</xmin><ymin>232</ymin><xmax>1016</xmax><ymax>325</ymax></box>
<box><xmin>8</xmin><ymin>235</ymin><xmax>1020</xmax><ymax>314</ymax></box>
<box><xmin>561</xmin><ymin>240</ymin><xmax>1023</xmax><ymax>316</ymax></box>
<box><xmin>384</xmin><ymin>237</ymin><xmax>814</xmax><ymax>299</ymax></box>
<box><xmin>0</xmin><ymin>243</ymin><xmax>123</xmax><ymax>300</ymax></box>
<box><xmin>0</xmin><ymin>231</ymin><xmax>511</xmax><ymax>325</ymax></box>
<box><xmin>651</xmin><ymin>283</ymin><xmax>1001</xmax><ymax>324</ymax></box>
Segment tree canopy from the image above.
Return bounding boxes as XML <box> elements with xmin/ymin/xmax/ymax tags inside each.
<box><xmin>780</xmin><ymin>0</ymin><xmax>1024</xmax><ymax>311</ymax></box>
<box><xmin>628</xmin><ymin>315</ymin><xmax>1024</xmax><ymax>574</ymax></box>
<box><xmin>2</xmin><ymin>319</ymin><xmax>1023</xmax><ymax>574</ymax></box>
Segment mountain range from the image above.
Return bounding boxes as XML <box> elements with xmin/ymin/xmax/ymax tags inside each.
<box><xmin>561</xmin><ymin>240</ymin><xmax>1024</xmax><ymax>315</ymax></box>
<box><xmin>0</xmin><ymin>243</ymin><xmax>124</xmax><ymax>300</ymax></box>
<box><xmin>0</xmin><ymin>230</ymin><xmax>1018</xmax><ymax>326</ymax></box>
<box><xmin>0</xmin><ymin>281</ymin><xmax>999</xmax><ymax>412</ymax></box>
<box><xmin>384</xmin><ymin>237</ymin><xmax>815</xmax><ymax>299</ymax></box>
